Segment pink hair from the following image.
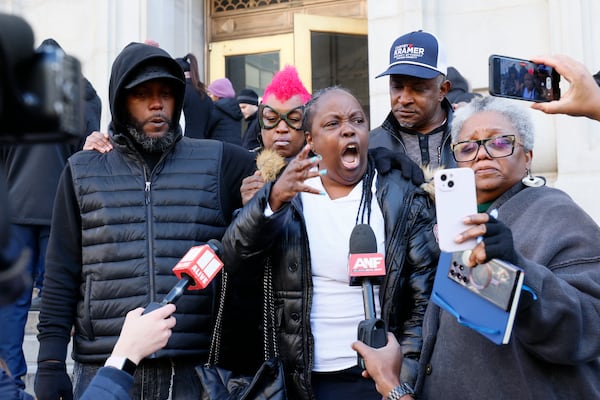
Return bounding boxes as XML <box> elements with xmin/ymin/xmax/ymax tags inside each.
<box><xmin>263</xmin><ymin>65</ymin><xmax>311</xmax><ymax>104</ymax></box>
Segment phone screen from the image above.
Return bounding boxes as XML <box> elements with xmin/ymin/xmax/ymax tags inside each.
<box><xmin>489</xmin><ymin>55</ymin><xmax>560</xmax><ymax>102</ymax></box>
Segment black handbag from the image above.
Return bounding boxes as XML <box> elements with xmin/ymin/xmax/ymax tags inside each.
<box><xmin>196</xmin><ymin>260</ymin><xmax>287</xmax><ymax>400</ymax></box>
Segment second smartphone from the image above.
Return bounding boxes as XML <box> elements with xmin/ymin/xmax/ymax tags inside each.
<box><xmin>489</xmin><ymin>54</ymin><xmax>561</xmax><ymax>102</ymax></box>
<box><xmin>434</xmin><ymin>167</ymin><xmax>478</xmax><ymax>253</ymax></box>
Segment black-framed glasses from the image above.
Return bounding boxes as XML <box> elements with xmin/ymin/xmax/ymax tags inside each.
<box><xmin>451</xmin><ymin>135</ymin><xmax>521</xmax><ymax>162</ymax></box>
<box><xmin>258</xmin><ymin>104</ymin><xmax>304</xmax><ymax>130</ymax></box>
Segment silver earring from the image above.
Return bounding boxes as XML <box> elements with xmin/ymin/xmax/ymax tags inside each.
<box><xmin>522</xmin><ymin>168</ymin><xmax>545</xmax><ymax>187</ymax></box>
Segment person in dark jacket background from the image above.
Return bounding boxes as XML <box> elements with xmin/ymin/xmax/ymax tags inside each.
<box><xmin>175</xmin><ymin>53</ymin><xmax>213</xmax><ymax>139</ymax></box>
<box><xmin>238</xmin><ymin>88</ymin><xmax>260</xmax><ymax>150</ymax></box>
<box><xmin>445</xmin><ymin>66</ymin><xmax>481</xmax><ymax>110</ymax></box>
<box><xmin>34</xmin><ymin>42</ymin><xmax>254</xmax><ymax>400</ymax></box>
<box><xmin>0</xmin><ymin>37</ymin><xmax>101</xmax><ymax>393</ymax></box>
<box><xmin>206</xmin><ymin>77</ymin><xmax>243</xmax><ymax>145</ymax></box>
<box><xmin>222</xmin><ymin>87</ymin><xmax>439</xmax><ymax>399</ymax></box>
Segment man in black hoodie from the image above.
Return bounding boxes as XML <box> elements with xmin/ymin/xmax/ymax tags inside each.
<box><xmin>34</xmin><ymin>42</ymin><xmax>255</xmax><ymax>400</ymax></box>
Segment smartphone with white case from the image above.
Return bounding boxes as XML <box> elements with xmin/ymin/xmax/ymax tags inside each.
<box><xmin>434</xmin><ymin>168</ymin><xmax>478</xmax><ymax>252</ymax></box>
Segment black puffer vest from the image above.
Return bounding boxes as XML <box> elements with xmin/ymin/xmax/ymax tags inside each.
<box><xmin>69</xmin><ymin>137</ymin><xmax>227</xmax><ymax>362</ymax></box>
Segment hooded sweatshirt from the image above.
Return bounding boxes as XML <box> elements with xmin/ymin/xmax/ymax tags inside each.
<box><xmin>37</xmin><ymin>43</ymin><xmax>255</xmax><ymax>364</ymax></box>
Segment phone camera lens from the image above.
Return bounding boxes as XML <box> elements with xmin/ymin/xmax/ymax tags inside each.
<box><xmin>448</xmin><ymin>180</ymin><xmax>454</xmax><ymax>188</ymax></box>
<box><xmin>440</xmin><ymin>174</ymin><xmax>447</xmax><ymax>181</ymax></box>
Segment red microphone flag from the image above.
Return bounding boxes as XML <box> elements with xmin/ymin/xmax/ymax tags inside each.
<box><xmin>172</xmin><ymin>244</ymin><xmax>224</xmax><ymax>290</ymax></box>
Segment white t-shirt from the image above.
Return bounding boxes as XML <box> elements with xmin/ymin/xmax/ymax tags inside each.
<box><xmin>301</xmin><ymin>174</ymin><xmax>385</xmax><ymax>372</ymax></box>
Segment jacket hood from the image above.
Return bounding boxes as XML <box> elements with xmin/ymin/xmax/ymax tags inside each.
<box><xmin>446</xmin><ymin>66</ymin><xmax>481</xmax><ymax>104</ymax></box>
<box><xmin>109</xmin><ymin>42</ymin><xmax>185</xmax><ymax>134</ymax></box>
<box><xmin>214</xmin><ymin>97</ymin><xmax>243</xmax><ymax>120</ymax></box>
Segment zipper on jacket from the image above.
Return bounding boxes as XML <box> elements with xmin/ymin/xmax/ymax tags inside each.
<box><xmin>144</xmin><ymin>169</ymin><xmax>156</xmax><ymax>302</ymax></box>
<box><xmin>145</xmin><ymin>181</ymin><xmax>151</xmax><ymax>204</ymax></box>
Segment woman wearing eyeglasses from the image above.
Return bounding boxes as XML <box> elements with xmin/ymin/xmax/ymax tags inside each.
<box><xmin>237</xmin><ymin>66</ymin><xmax>312</xmax><ymax>206</ymax></box>
<box><xmin>217</xmin><ymin>66</ymin><xmax>313</xmax><ymax>379</ymax></box>
<box><xmin>414</xmin><ymin>96</ymin><xmax>600</xmax><ymax>399</ymax></box>
<box><xmin>221</xmin><ymin>86</ymin><xmax>438</xmax><ymax>400</ymax></box>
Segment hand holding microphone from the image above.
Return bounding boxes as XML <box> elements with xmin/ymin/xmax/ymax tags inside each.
<box><xmin>348</xmin><ymin>224</ymin><xmax>388</xmax><ymax>369</ymax></box>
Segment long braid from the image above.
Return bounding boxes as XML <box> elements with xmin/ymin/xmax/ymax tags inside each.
<box><xmin>355</xmin><ymin>156</ymin><xmax>375</xmax><ymax>225</ymax></box>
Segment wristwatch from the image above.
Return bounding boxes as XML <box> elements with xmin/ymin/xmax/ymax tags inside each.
<box><xmin>104</xmin><ymin>356</ymin><xmax>137</xmax><ymax>376</ymax></box>
<box><xmin>387</xmin><ymin>382</ymin><xmax>415</xmax><ymax>400</ymax></box>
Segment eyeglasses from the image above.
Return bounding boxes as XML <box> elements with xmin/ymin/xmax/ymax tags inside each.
<box><xmin>259</xmin><ymin>105</ymin><xmax>304</xmax><ymax>130</ymax></box>
<box><xmin>451</xmin><ymin>135</ymin><xmax>521</xmax><ymax>162</ymax></box>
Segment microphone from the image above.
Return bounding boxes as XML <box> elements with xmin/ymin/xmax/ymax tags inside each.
<box><xmin>143</xmin><ymin>239</ymin><xmax>224</xmax><ymax>314</ymax></box>
<box><xmin>348</xmin><ymin>224</ymin><xmax>387</xmax><ymax>368</ymax></box>
<box><xmin>348</xmin><ymin>224</ymin><xmax>386</xmax><ymax>319</ymax></box>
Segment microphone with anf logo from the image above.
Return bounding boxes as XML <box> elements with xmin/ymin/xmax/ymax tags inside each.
<box><xmin>348</xmin><ymin>224</ymin><xmax>388</xmax><ymax>369</ymax></box>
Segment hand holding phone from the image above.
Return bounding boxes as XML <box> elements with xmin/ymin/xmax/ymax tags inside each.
<box><xmin>434</xmin><ymin>168</ymin><xmax>478</xmax><ymax>252</ymax></box>
<box><xmin>489</xmin><ymin>54</ymin><xmax>561</xmax><ymax>102</ymax></box>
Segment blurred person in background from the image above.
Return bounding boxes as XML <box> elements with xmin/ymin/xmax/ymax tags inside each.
<box><xmin>0</xmin><ymin>37</ymin><xmax>101</xmax><ymax>393</ymax></box>
<box><xmin>238</xmin><ymin>88</ymin><xmax>260</xmax><ymax>150</ymax></box>
<box><xmin>175</xmin><ymin>53</ymin><xmax>213</xmax><ymax>139</ymax></box>
<box><xmin>206</xmin><ymin>77</ymin><xmax>243</xmax><ymax>145</ymax></box>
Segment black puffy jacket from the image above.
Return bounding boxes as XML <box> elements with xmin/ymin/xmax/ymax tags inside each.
<box><xmin>222</xmin><ymin>153</ymin><xmax>439</xmax><ymax>399</ymax></box>
<box><xmin>37</xmin><ymin>43</ymin><xmax>255</xmax><ymax>364</ymax></box>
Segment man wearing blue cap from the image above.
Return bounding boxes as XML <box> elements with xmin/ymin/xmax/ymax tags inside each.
<box><xmin>369</xmin><ymin>30</ymin><xmax>456</xmax><ymax>170</ymax></box>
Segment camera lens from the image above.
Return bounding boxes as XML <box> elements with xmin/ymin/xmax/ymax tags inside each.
<box><xmin>440</xmin><ymin>174</ymin><xmax>447</xmax><ymax>181</ymax></box>
<box><xmin>448</xmin><ymin>180</ymin><xmax>454</xmax><ymax>188</ymax></box>
<box><xmin>470</xmin><ymin>264</ymin><xmax>492</xmax><ymax>289</ymax></box>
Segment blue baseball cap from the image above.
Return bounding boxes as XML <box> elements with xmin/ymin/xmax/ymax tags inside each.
<box><xmin>376</xmin><ymin>30</ymin><xmax>447</xmax><ymax>79</ymax></box>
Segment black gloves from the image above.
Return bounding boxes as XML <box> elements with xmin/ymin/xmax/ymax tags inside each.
<box><xmin>34</xmin><ymin>361</ymin><xmax>73</xmax><ymax>400</ymax></box>
<box><xmin>370</xmin><ymin>147</ymin><xmax>425</xmax><ymax>186</ymax></box>
<box><xmin>483</xmin><ymin>215</ymin><xmax>519</xmax><ymax>265</ymax></box>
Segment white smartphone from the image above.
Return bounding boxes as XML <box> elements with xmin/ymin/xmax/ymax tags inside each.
<box><xmin>434</xmin><ymin>168</ymin><xmax>478</xmax><ymax>252</ymax></box>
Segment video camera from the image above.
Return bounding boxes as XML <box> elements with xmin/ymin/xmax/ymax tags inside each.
<box><xmin>0</xmin><ymin>13</ymin><xmax>84</xmax><ymax>143</ymax></box>
<box><xmin>0</xmin><ymin>13</ymin><xmax>85</xmax><ymax>304</ymax></box>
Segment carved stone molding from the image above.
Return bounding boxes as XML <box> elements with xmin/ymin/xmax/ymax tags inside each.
<box><xmin>209</xmin><ymin>0</ymin><xmax>366</xmax><ymax>42</ymax></box>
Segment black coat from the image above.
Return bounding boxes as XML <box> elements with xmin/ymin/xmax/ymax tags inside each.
<box><xmin>222</xmin><ymin>152</ymin><xmax>439</xmax><ymax>399</ymax></box>
<box><xmin>241</xmin><ymin>114</ymin><xmax>261</xmax><ymax>151</ymax></box>
<box><xmin>207</xmin><ymin>98</ymin><xmax>243</xmax><ymax>146</ymax></box>
<box><xmin>182</xmin><ymin>79</ymin><xmax>213</xmax><ymax>139</ymax></box>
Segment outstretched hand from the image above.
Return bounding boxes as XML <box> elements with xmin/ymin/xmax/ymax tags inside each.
<box><xmin>530</xmin><ymin>55</ymin><xmax>600</xmax><ymax>122</ymax></box>
<box><xmin>268</xmin><ymin>144</ymin><xmax>324</xmax><ymax>211</ymax></box>
<box><xmin>112</xmin><ymin>304</ymin><xmax>177</xmax><ymax>364</ymax></box>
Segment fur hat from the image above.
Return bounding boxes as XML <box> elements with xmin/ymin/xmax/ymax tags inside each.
<box><xmin>207</xmin><ymin>78</ymin><xmax>235</xmax><ymax>99</ymax></box>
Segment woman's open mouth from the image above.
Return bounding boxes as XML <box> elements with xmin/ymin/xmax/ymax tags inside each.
<box><xmin>341</xmin><ymin>144</ymin><xmax>360</xmax><ymax>169</ymax></box>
